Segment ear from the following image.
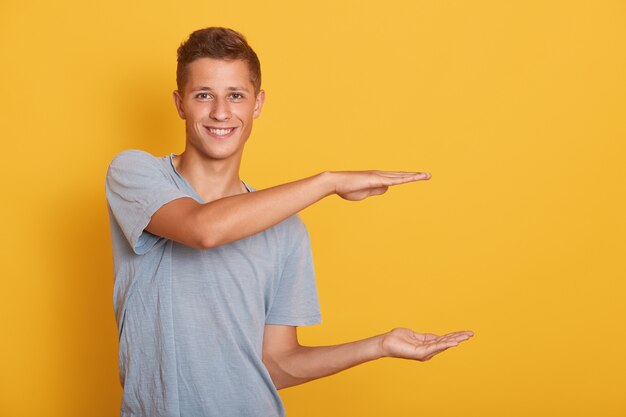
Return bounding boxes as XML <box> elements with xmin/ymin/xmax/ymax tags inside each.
<box><xmin>253</xmin><ymin>90</ymin><xmax>265</xmax><ymax>119</ymax></box>
<box><xmin>173</xmin><ymin>90</ymin><xmax>186</xmax><ymax>120</ymax></box>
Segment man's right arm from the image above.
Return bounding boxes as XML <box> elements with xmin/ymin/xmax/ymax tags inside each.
<box><xmin>146</xmin><ymin>170</ymin><xmax>431</xmax><ymax>249</ymax></box>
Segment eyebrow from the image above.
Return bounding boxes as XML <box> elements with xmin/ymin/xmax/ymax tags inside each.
<box><xmin>192</xmin><ymin>86</ymin><xmax>250</xmax><ymax>92</ymax></box>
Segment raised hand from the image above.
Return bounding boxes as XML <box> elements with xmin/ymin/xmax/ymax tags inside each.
<box><xmin>380</xmin><ymin>328</ymin><xmax>474</xmax><ymax>361</ymax></box>
<box><xmin>330</xmin><ymin>171</ymin><xmax>431</xmax><ymax>201</ymax></box>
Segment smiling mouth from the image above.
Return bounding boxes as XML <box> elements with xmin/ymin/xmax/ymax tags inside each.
<box><xmin>205</xmin><ymin>126</ymin><xmax>237</xmax><ymax>138</ymax></box>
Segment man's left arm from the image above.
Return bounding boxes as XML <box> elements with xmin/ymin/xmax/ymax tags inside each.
<box><xmin>262</xmin><ymin>324</ymin><xmax>473</xmax><ymax>390</ymax></box>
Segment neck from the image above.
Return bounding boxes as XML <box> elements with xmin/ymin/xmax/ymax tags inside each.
<box><xmin>173</xmin><ymin>150</ymin><xmax>247</xmax><ymax>202</ymax></box>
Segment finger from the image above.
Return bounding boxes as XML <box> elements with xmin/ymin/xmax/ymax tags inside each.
<box><xmin>378</xmin><ymin>174</ymin><xmax>430</xmax><ymax>187</ymax></box>
<box><xmin>377</xmin><ymin>172</ymin><xmax>431</xmax><ymax>180</ymax></box>
<box><xmin>435</xmin><ymin>333</ymin><xmax>472</xmax><ymax>345</ymax></box>
<box><xmin>437</xmin><ymin>331</ymin><xmax>474</xmax><ymax>341</ymax></box>
<box><xmin>375</xmin><ymin>171</ymin><xmax>425</xmax><ymax>177</ymax></box>
<box><xmin>424</xmin><ymin>337</ymin><xmax>464</xmax><ymax>350</ymax></box>
<box><xmin>414</xmin><ymin>332</ymin><xmax>473</xmax><ymax>360</ymax></box>
<box><xmin>432</xmin><ymin>334</ymin><xmax>475</xmax><ymax>354</ymax></box>
<box><xmin>416</xmin><ymin>340</ymin><xmax>458</xmax><ymax>360</ymax></box>
<box><xmin>414</xmin><ymin>331</ymin><xmax>473</xmax><ymax>345</ymax></box>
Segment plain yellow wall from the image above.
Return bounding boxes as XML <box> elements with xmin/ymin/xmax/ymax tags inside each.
<box><xmin>1</xmin><ymin>1</ymin><xmax>625</xmax><ymax>416</ymax></box>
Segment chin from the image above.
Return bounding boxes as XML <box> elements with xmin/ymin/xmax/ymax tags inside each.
<box><xmin>200</xmin><ymin>147</ymin><xmax>243</xmax><ymax>161</ymax></box>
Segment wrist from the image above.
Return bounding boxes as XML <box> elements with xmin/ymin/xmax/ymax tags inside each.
<box><xmin>371</xmin><ymin>333</ymin><xmax>388</xmax><ymax>360</ymax></box>
<box><xmin>315</xmin><ymin>171</ymin><xmax>337</xmax><ymax>198</ymax></box>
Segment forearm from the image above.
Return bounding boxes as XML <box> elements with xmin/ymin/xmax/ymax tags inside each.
<box><xmin>262</xmin><ymin>327</ymin><xmax>474</xmax><ymax>390</ymax></box>
<box><xmin>264</xmin><ymin>334</ymin><xmax>384</xmax><ymax>390</ymax></box>
<box><xmin>196</xmin><ymin>172</ymin><xmax>334</xmax><ymax>248</ymax></box>
<box><xmin>147</xmin><ymin>170</ymin><xmax>426</xmax><ymax>249</ymax></box>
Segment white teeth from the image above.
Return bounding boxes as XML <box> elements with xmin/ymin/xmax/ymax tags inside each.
<box><xmin>209</xmin><ymin>128</ymin><xmax>232</xmax><ymax>136</ymax></box>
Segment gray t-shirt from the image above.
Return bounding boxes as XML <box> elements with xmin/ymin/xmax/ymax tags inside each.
<box><xmin>106</xmin><ymin>150</ymin><xmax>321</xmax><ymax>417</ymax></box>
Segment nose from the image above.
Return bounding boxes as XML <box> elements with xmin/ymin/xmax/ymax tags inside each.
<box><xmin>209</xmin><ymin>97</ymin><xmax>231</xmax><ymax>121</ymax></box>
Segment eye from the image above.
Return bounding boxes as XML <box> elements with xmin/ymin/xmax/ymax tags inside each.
<box><xmin>195</xmin><ymin>92</ymin><xmax>210</xmax><ymax>100</ymax></box>
<box><xmin>229</xmin><ymin>92</ymin><xmax>244</xmax><ymax>101</ymax></box>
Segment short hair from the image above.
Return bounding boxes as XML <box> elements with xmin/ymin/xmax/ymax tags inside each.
<box><xmin>176</xmin><ymin>27</ymin><xmax>262</xmax><ymax>94</ymax></box>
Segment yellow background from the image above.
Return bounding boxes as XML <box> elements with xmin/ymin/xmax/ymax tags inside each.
<box><xmin>1</xmin><ymin>0</ymin><xmax>625</xmax><ymax>416</ymax></box>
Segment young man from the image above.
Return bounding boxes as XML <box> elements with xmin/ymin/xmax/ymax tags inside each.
<box><xmin>106</xmin><ymin>27</ymin><xmax>473</xmax><ymax>417</ymax></box>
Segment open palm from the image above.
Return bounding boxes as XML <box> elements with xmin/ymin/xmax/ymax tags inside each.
<box><xmin>380</xmin><ymin>328</ymin><xmax>473</xmax><ymax>361</ymax></box>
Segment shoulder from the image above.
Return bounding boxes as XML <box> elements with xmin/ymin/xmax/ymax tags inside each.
<box><xmin>105</xmin><ymin>150</ymin><xmax>175</xmax><ymax>195</ymax></box>
<box><xmin>108</xmin><ymin>149</ymin><xmax>162</xmax><ymax>169</ymax></box>
<box><xmin>106</xmin><ymin>150</ymin><xmax>169</xmax><ymax>179</ymax></box>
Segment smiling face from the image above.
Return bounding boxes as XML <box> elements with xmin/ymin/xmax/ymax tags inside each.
<box><xmin>173</xmin><ymin>57</ymin><xmax>265</xmax><ymax>162</ymax></box>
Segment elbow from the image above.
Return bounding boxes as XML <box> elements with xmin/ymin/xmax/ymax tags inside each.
<box><xmin>194</xmin><ymin>227</ymin><xmax>238</xmax><ymax>250</ymax></box>
<box><xmin>195</xmin><ymin>232</ymin><xmax>217</xmax><ymax>250</ymax></box>
<box><xmin>262</xmin><ymin>354</ymin><xmax>288</xmax><ymax>390</ymax></box>
<box><xmin>194</xmin><ymin>228</ymin><xmax>222</xmax><ymax>250</ymax></box>
<box><xmin>262</xmin><ymin>347</ymin><xmax>307</xmax><ymax>390</ymax></box>
<box><xmin>190</xmin><ymin>208</ymin><xmax>225</xmax><ymax>249</ymax></box>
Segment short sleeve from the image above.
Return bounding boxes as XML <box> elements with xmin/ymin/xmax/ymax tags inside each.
<box><xmin>105</xmin><ymin>150</ymin><xmax>190</xmax><ymax>255</ymax></box>
<box><xmin>266</xmin><ymin>220</ymin><xmax>321</xmax><ymax>326</ymax></box>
